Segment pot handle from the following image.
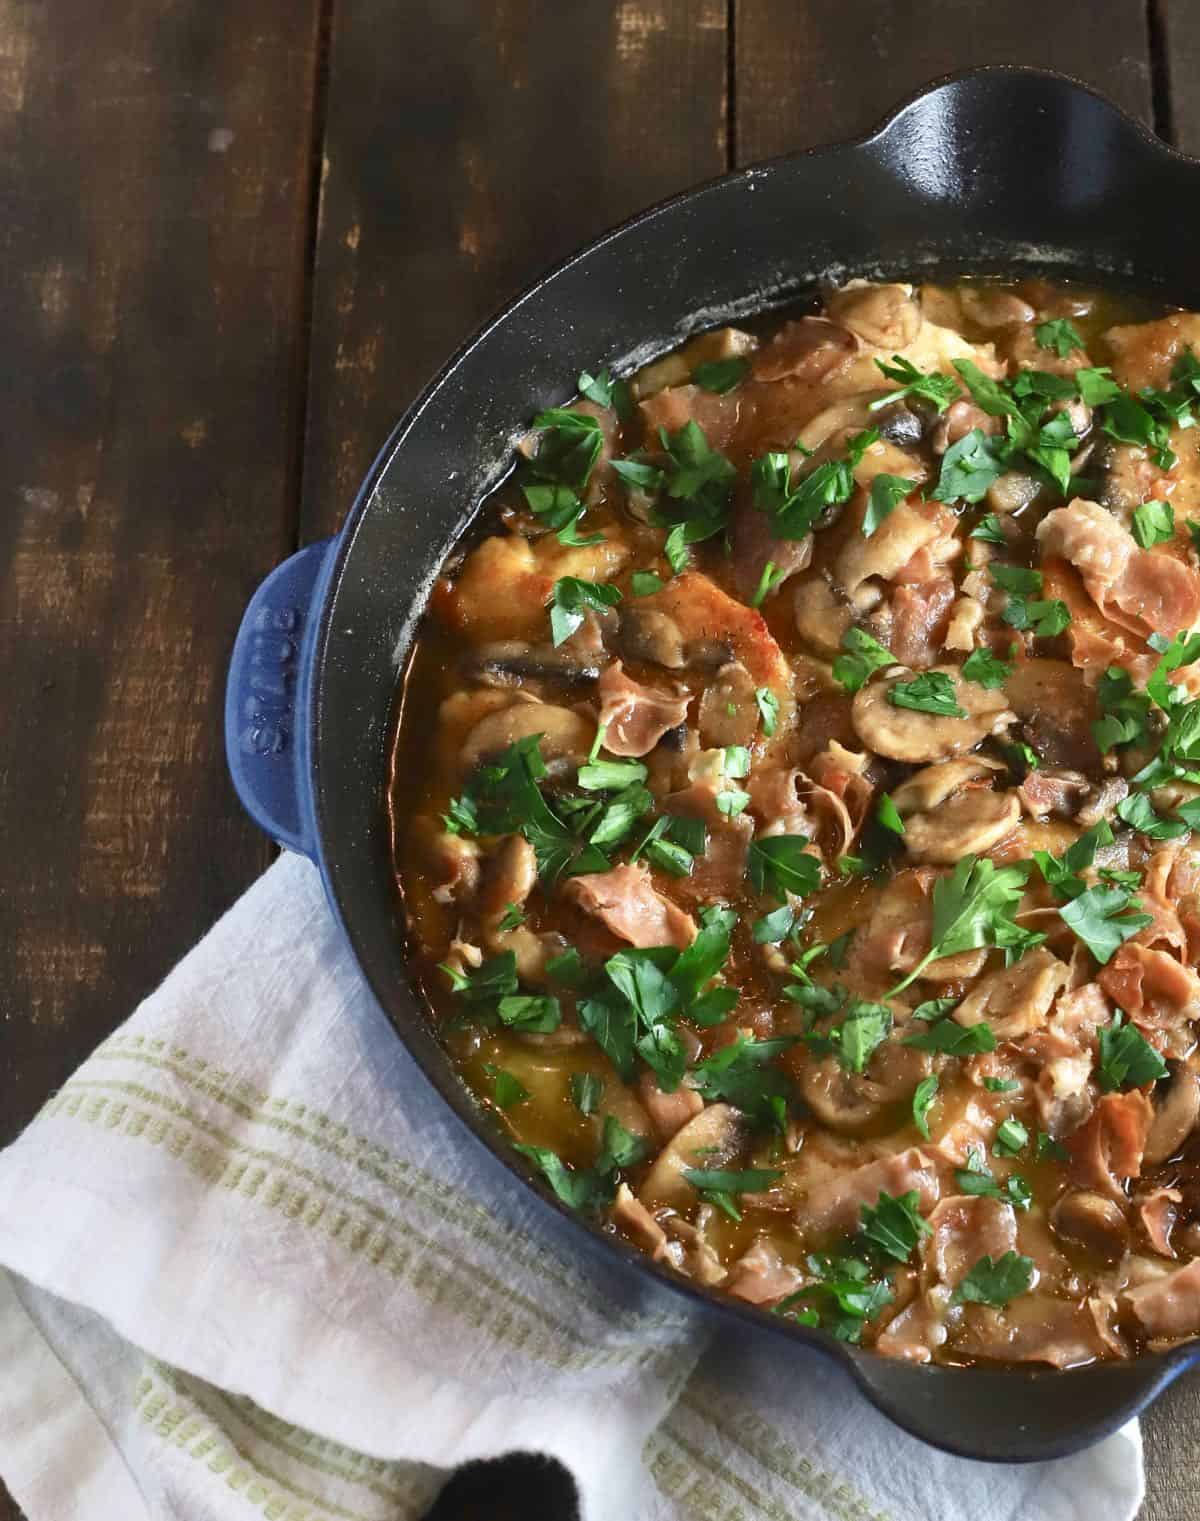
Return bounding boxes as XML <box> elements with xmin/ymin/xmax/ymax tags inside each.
<box><xmin>224</xmin><ymin>538</ymin><xmax>334</xmax><ymax>857</ymax></box>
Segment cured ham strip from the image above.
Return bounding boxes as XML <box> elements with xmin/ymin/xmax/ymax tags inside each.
<box><xmin>1067</xmin><ymin>1091</ymin><xmax>1154</xmax><ymax>1200</ymax></box>
<box><xmin>640</xmin><ymin>571</ymin><xmax>792</xmax><ymax>699</ymax></box>
<box><xmin>564</xmin><ymin>863</ymin><xmax>696</xmax><ymax>950</ymax></box>
<box><xmin>1124</xmin><ymin>1257</ymin><xmax>1200</xmax><ymax>1339</ymax></box>
<box><xmin>1037</xmin><ymin>498</ymin><xmax>1200</xmax><ymax>639</ymax></box>
<box><xmin>1139</xmin><ymin>1187</ymin><xmax>1182</xmax><ymax>1258</ymax></box>
<box><xmin>596</xmin><ymin>662</ymin><xmax>690</xmax><ymax>757</ymax></box>
<box><xmin>796</xmin><ymin>1146</ymin><xmax>940</xmax><ymax>1238</ymax></box>
<box><xmin>1099</xmin><ymin>945</ymin><xmax>1200</xmax><ymax>1032</ymax></box>
<box><xmin>725</xmin><ymin>1239</ymin><xmax>805</xmax><ymax>1306</ymax></box>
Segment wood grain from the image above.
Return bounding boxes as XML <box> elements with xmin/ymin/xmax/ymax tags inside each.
<box><xmin>1159</xmin><ymin>0</ymin><xmax>1200</xmax><ymax>153</ymax></box>
<box><xmin>735</xmin><ymin>0</ymin><xmax>1153</xmax><ymax>162</ymax></box>
<box><xmin>298</xmin><ymin>0</ymin><xmax>728</xmax><ymax>542</ymax></box>
<box><xmin>0</xmin><ymin>0</ymin><xmax>323</xmax><ymax>1145</ymax></box>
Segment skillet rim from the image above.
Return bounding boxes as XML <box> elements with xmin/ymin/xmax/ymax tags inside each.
<box><xmin>305</xmin><ymin>64</ymin><xmax>1200</xmax><ymax>1456</ymax></box>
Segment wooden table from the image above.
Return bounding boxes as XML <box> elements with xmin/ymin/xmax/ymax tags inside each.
<box><xmin>1</xmin><ymin>3</ymin><xmax>1197</xmax><ymax>1516</ymax></box>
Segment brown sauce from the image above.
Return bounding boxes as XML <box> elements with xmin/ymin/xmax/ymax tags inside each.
<box><xmin>389</xmin><ymin>277</ymin><xmax>1200</xmax><ymax>1366</ymax></box>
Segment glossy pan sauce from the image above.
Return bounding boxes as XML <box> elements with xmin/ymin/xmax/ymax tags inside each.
<box><xmin>393</xmin><ymin>278</ymin><xmax>1200</xmax><ymax>1368</ymax></box>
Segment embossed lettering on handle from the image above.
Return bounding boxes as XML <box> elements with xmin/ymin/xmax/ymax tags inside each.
<box><xmin>239</xmin><ymin>604</ymin><xmax>302</xmax><ymax>759</ymax></box>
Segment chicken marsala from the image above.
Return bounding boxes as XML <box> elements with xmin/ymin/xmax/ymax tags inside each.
<box><xmin>394</xmin><ymin>278</ymin><xmax>1200</xmax><ymax>1366</ymax></box>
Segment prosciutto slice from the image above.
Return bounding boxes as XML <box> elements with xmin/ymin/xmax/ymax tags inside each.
<box><xmin>1067</xmin><ymin>1091</ymin><xmax>1154</xmax><ymax>1200</ymax></box>
<box><xmin>796</xmin><ymin>1146</ymin><xmax>940</xmax><ymax>1237</ymax></box>
<box><xmin>564</xmin><ymin>863</ymin><xmax>696</xmax><ymax>950</ymax></box>
<box><xmin>1099</xmin><ymin>944</ymin><xmax>1200</xmax><ymax>1031</ymax></box>
<box><xmin>1037</xmin><ymin>498</ymin><xmax>1200</xmax><ymax>639</ymax></box>
<box><xmin>1124</xmin><ymin>1257</ymin><xmax>1200</xmax><ymax>1339</ymax></box>
<box><xmin>596</xmin><ymin>661</ymin><xmax>690</xmax><ymax>756</ymax></box>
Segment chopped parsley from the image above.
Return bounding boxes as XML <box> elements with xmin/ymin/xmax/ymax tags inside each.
<box><xmin>876</xmin><ymin>794</ymin><xmax>906</xmax><ymax>835</ymax></box>
<box><xmin>439</xmin><ymin>950</ymin><xmax>519</xmax><ymax>1002</ymax></box>
<box><xmin>755</xmin><ymin>686</ymin><xmax>780</xmax><ymax>736</ymax></box>
<box><xmin>870</xmin><ymin>355</ymin><xmax>960</xmax><ymax>413</ymax></box>
<box><xmin>1115</xmin><ymin>791</ymin><xmax>1188</xmax><ymax>840</ymax></box>
<box><xmin>888</xmin><ymin>671</ymin><xmax>966</xmax><ymax>718</ymax></box>
<box><xmin>692</xmin><ymin>356</ymin><xmax>750</xmax><ymax>394</ymax></box>
<box><xmin>1059</xmin><ymin>884</ymin><xmax>1153</xmax><ymax>965</ymax></box>
<box><xmin>497</xmin><ymin>994</ymin><xmax>562</xmax><ymax>1034</ymax></box>
<box><xmin>752</xmin><ymin>428</ymin><xmax>878</xmax><ymax>540</ymax></box>
<box><xmin>960</xmin><ymin>647</ymin><xmax>1013</xmax><ymax>690</ymax></box>
<box><xmin>832</xmin><ymin>626</ymin><xmax>896</xmax><ymax>694</ymax></box>
<box><xmin>971</xmin><ymin>513</ymin><xmax>1007</xmax><ymax>545</ymax></box>
<box><xmin>859</xmin><ymin>1189</ymin><xmax>932</xmax><ymax>1262</ymax></box>
<box><xmin>569</xmin><ymin>1072</ymin><xmax>603</xmax><ymax>1115</ymax></box>
<box><xmin>1034</xmin><ymin>318</ymin><xmax>1084</xmax><ymax>358</ymax></box>
<box><xmin>863</xmin><ymin>473</ymin><xmax>916</xmax><ymax>537</ymax></box>
<box><xmin>903</xmin><ymin>1016</ymin><xmax>996</xmax><ymax>1055</ymax></box>
<box><xmin>912</xmin><ymin>1074</ymin><xmax>938</xmax><ymax>1139</ymax></box>
<box><xmin>889</xmin><ymin>855</ymin><xmax>1030</xmax><ymax>997</ymax></box>
<box><xmin>484</xmin><ymin>1064</ymin><xmax>530</xmax><ymax>1109</ymax></box>
<box><xmin>689</xmin><ymin>1035</ymin><xmax>798</xmax><ymax>1131</ymax></box>
<box><xmin>953</xmin><ymin>1251</ymin><xmax>1036</xmax><ymax>1306</ymax></box>
<box><xmin>748</xmin><ymin>836</ymin><xmax>822</xmax><ymax>901</ymax></box>
<box><xmin>681</xmin><ymin>1165</ymin><xmax>782</xmax><ymax>1220</ymax></box>
<box><xmin>630</xmin><ymin>570</ymin><xmax>664</xmax><ymax>597</ymax></box>
<box><xmin>1132</xmin><ymin>499</ymin><xmax>1175</xmax><ymax>550</ymax></box>
<box><xmin>547</xmin><ymin>576</ymin><xmax>622</xmax><ymax>646</ymax></box>
<box><xmin>515</xmin><ymin>1114</ymin><xmax>647</xmax><ymax>1212</ymax></box>
<box><xmin>932</xmin><ymin>427</ymin><xmax>1007</xmax><ymax>505</ymax></box>
<box><xmin>750</xmin><ymin>559</ymin><xmax>788</xmax><ymax>607</ymax></box>
<box><xmin>1096</xmin><ymin>1010</ymin><xmax>1169</xmax><ymax>1092</ymax></box>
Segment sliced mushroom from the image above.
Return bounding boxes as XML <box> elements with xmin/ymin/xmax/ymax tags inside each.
<box><xmin>953</xmin><ymin>947</ymin><xmax>1071</xmax><ymax>1041</ymax></box>
<box><xmin>612</xmin><ymin>1183</ymin><xmax>667</xmax><ymax>1256</ymax></box>
<box><xmin>1005</xmin><ymin>659</ymin><xmax>1101</xmax><ymax>773</ymax></box>
<box><xmin>1076</xmin><ymin>776</ymin><xmax>1131</xmax><ymax>829</ymax></box>
<box><xmin>985</xmin><ymin>471</ymin><xmax>1044</xmax><ymax>516</ymax></box>
<box><xmin>477</xmin><ymin>834</ymin><xmax>558</xmax><ymax>983</ymax></box>
<box><xmin>462</xmin><ymin>640</ymin><xmax>601</xmax><ymax>689</ymax></box>
<box><xmin>1050</xmin><ymin>1191</ymin><xmax>1130</xmax><ymax>1263</ymax></box>
<box><xmin>826</xmin><ymin>281</ymin><xmax>922</xmax><ymax>350</ymax></box>
<box><xmin>698</xmin><ymin>661</ymin><xmax>759</xmax><ymax>747</ymax></box>
<box><xmin>638</xmin><ymin>1102</ymin><xmax>744</xmax><ymax>1210</ymax></box>
<box><xmin>460</xmin><ymin>701</ymin><xmax>594</xmax><ymax>776</ymax></box>
<box><xmin>851</xmin><ymin>665</ymin><xmax>1014</xmax><ymax>764</ymax></box>
<box><xmin>873</xmin><ymin>402</ymin><xmax>927</xmax><ymax>450</ymax></box>
<box><xmin>1144</xmin><ymin>1067</ymin><xmax>1200</xmax><ymax>1165</ymax></box>
<box><xmin>412</xmin><ymin>815</ymin><xmax>482</xmax><ymax>905</ymax></box>
<box><xmin>616</xmin><ymin>608</ymin><xmax>686</xmax><ymax>669</ymax></box>
<box><xmin>800</xmin><ymin>1040</ymin><xmax>931</xmax><ymax>1134</ymax></box>
<box><xmin>793</xmin><ymin>575</ymin><xmax>853</xmax><ymax>657</ymax></box>
<box><xmin>896</xmin><ymin>780</ymin><xmax>1020</xmax><ymax>865</ymax></box>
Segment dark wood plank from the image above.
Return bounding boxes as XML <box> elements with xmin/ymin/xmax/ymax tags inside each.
<box><xmin>0</xmin><ymin>0</ymin><xmax>324</xmax><ymax>1173</ymax></box>
<box><xmin>1160</xmin><ymin>0</ymin><xmax>1200</xmax><ymax>153</ymax></box>
<box><xmin>736</xmin><ymin>0</ymin><xmax>1153</xmax><ymax>162</ymax></box>
<box><xmin>299</xmin><ymin>0</ymin><xmax>728</xmax><ymax>542</ymax></box>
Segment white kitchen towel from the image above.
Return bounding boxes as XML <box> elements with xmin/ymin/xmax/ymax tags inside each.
<box><xmin>0</xmin><ymin>853</ymin><xmax>1146</xmax><ymax>1521</ymax></box>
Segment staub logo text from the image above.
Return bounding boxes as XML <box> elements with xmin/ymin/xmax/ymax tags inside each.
<box><xmin>240</xmin><ymin>604</ymin><xmax>301</xmax><ymax>756</ymax></box>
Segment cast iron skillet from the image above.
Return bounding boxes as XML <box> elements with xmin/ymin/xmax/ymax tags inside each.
<box><xmin>226</xmin><ymin>66</ymin><xmax>1200</xmax><ymax>1460</ymax></box>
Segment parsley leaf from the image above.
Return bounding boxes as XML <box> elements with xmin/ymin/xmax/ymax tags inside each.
<box><xmin>1034</xmin><ymin>319</ymin><xmax>1084</xmax><ymax>358</ymax></box>
<box><xmin>1116</xmin><ymin>791</ymin><xmax>1189</xmax><ymax>840</ymax></box>
<box><xmin>690</xmin><ymin>1035</ymin><xmax>798</xmax><ymax>1130</ymax></box>
<box><xmin>547</xmin><ymin>577</ymin><xmax>622</xmax><ymax>646</ymax></box>
<box><xmin>1094</xmin><ymin>665</ymin><xmax>1152</xmax><ymax>752</ymax></box>
<box><xmin>748</xmin><ymin>836</ymin><xmax>822</xmax><ymax>901</ymax></box>
<box><xmin>876</xmin><ymin>793</ymin><xmax>906</xmax><ymax>835</ymax></box>
<box><xmin>889</xmin><ymin>855</ymin><xmax>1030</xmax><ymax>996</ymax></box>
<box><xmin>497</xmin><ymin>902</ymin><xmax>526</xmax><ymax>933</ymax></box>
<box><xmin>1059</xmin><ymin>884</ymin><xmax>1153</xmax><ymax>964</ymax></box>
<box><xmin>971</xmin><ymin>513</ymin><xmax>1007</xmax><ymax>545</ymax></box>
<box><xmin>859</xmin><ymin>1189</ymin><xmax>932</xmax><ymax>1262</ymax></box>
<box><xmin>1033</xmin><ymin>818</ymin><xmax>1114</xmax><ymax>901</ymax></box>
<box><xmin>498</xmin><ymin>994</ymin><xmax>562</xmax><ymax>1034</ymax></box>
<box><xmin>832</xmin><ymin>626</ymin><xmax>896</xmax><ymax>694</ymax></box>
<box><xmin>755</xmin><ymin>686</ymin><xmax>780</xmax><ymax>736</ymax></box>
<box><xmin>439</xmin><ymin>951</ymin><xmax>519</xmax><ymax>1002</ymax></box>
<box><xmin>870</xmin><ymin>355</ymin><xmax>960</xmax><ymax>413</ymax></box>
<box><xmin>932</xmin><ymin>427</ymin><xmax>1007</xmax><ymax>505</ymax></box>
<box><xmin>990</xmin><ymin>564</ymin><xmax>1042</xmax><ymax>596</ymax></box>
<box><xmin>753</xmin><ymin>904</ymin><xmax>795</xmax><ymax>944</ymax></box>
<box><xmin>953</xmin><ymin>1251</ymin><xmax>1036</xmax><ymax>1306</ymax></box>
<box><xmin>912</xmin><ymin>1074</ymin><xmax>938</xmax><ymax>1139</ymax></box>
<box><xmin>888</xmin><ymin>671</ymin><xmax>967</xmax><ymax>718</ymax></box>
<box><xmin>578</xmin><ymin>367</ymin><xmax>633</xmax><ymax>418</ymax></box>
<box><xmin>903</xmin><ymin>1016</ymin><xmax>997</xmax><ymax>1055</ymax></box>
<box><xmin>1132</xmin><ymin>500</ymin><xmax>1175</xmax><ymax>550</ymax></box>
<box><xmin>631</xmin><ymin>570</ymin><xmax>664</xmax><ymax>597</ymax></box>
<box><xmin>1097</xmin><ymin>1010</ymin><xmax>1169</xmax><ymax>1092</ymax></box>
<box><xmin>750</xmin><ymin>559</ymin><xmax>788</xmax><ymax>607</ymax></box>
<box><xmin>993</xmin><ymin>1117</ymin><xmax>1029</xmax><ymax>1157</ymax></box>
<box><xmin>1002</xmin><ymin>594</ymin><xmax>1071</xmax><ymax>637</ymax></box>
<box><xmin>803</xmin><ymin>997</ymin><xmax>892</xmax><ymax>1074</ymax></box>
<box><xmin>484</xmin><ymin>1064</ymin><xmax>530</xmax><ymax>1109</ymax></box>
<box><xmin>1076</xmin><ymin>366</ymin><xmax>1123</xmax><ymax>406</ymax></box>
<box><xmin>863</xmin><ymin>474</ymin><xmax>916</xmax><ymax>537</ymax></box>
<box><xmin>753</xmin><ymin>428</ymin><xmax>878</xmax><ymax>540</ymax></box>
<box><xmin>692</xmin><ymin>357</ymin><xmax>750</xmax><ymax>394</ymax></box>
<box><xmin>569</xmin><ymin>1072</ymin><xmax>603</xmax><ymax>1115</ymax></box>
<box><xmin>954</xmin><ymin>1166</ymin><xmax>1032</xmax><ymax>1211</ymax></box>
<box><xmin>681</xmin><ymin>1166</ymin><xmax>782</xmax><ymax>1220</ymax></box>
<box><xmin>961</xmin><ymin>647</ymin><xmax>1013</xmax><ymax>690</ymax></box>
